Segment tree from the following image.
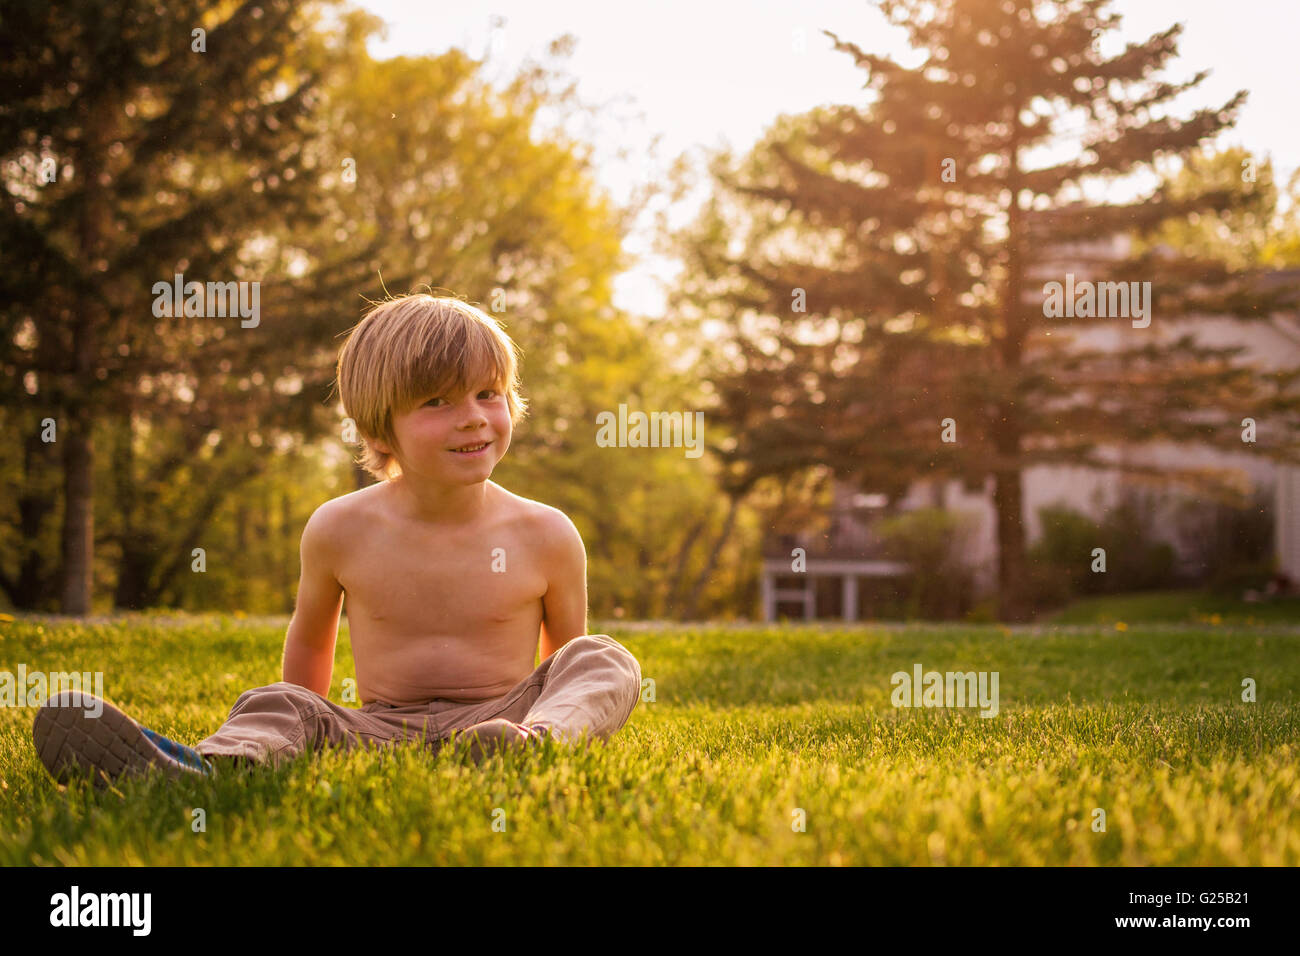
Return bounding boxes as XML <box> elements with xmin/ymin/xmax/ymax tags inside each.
<box><xmin>0</xmin><ymin>0</ymin><xmax>367</xmax><ymax>611</ymax></box>
<box><xmin>668</xmin><ymin>0</ymin><xmax>1300</xmax><ymax>621</ymax></box>
<box><xmin>1132</xmin><ymin>144</ymin><xmax>1300</xmax><ymax>270</ymax></box>
<box><xmin>0</xmin><ymin>11</ymin><xmax>709</xmax><ymax>621</ymax></box>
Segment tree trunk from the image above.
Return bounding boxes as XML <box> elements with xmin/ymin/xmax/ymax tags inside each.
<box><xmin>992</xmin><ymin>466</ymin><xmax>1030</xmax><ymax>621</ymax></box>
<box><xmin>993</xmin><ymin>100</ymin><xmax>1031</xmax><ymax>624</ymax></box>
<box><xmin>59</xmin><ymin>422</ymin><xmax>94</xmax><ymax>614</ymax></box>
<box><xmin>60</xmin><ymin>86</ymin><xmax>114</xmax><ymax>615</ymax></box>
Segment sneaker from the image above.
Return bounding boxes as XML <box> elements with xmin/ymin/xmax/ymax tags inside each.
<box><xmin>33</xmin><ymin>691</ymin><xmax>215</xmax><ymax>788</ymax></box>
<box><xmin>450</xmin><ymin>718</ymin><xmax>548</xmax><ymax>764</ymax></box>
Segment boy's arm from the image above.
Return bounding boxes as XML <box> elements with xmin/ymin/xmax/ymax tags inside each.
<box><xmin>281</xmin><ymin>504</ymin><xmax>344</xmax><ymax>698</ymax></box>
<box><xmin>538</xmin><ymin>510</ymin><xmax>589</xmax><ymax>662</ymax></box>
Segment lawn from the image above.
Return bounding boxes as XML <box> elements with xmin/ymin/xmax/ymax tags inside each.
<box><xmin>1039</xmin><ymin>588</ymin><xmax>1300</xmax><ymax>627</ymax></box>
<box><xmin>1</xmin><ymin>613</ymin><xmax>1298</xmax><ymax>865</ymax></box>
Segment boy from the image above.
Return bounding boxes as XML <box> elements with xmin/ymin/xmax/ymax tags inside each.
<box><xmin>34</xmin><ymin>294</ymin><xmax>642</xmax><ymax>786</ymax></box>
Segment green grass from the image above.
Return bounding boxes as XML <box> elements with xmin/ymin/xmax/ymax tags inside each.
<box><xmin>1</xmin><ymin>613</ymin><xmax>1298</xmax><ymax>865</ymax></box>
<box><xmin>1041</xmin><ymin>588</ymin><xmax>1300</xmax><ymax>627</ymax></box>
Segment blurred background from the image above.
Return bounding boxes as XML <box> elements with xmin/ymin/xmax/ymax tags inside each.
<box><xmin>4</xmin><ymin>0</ymin><xmax>1300</xmax><ymax>624</ymax></box>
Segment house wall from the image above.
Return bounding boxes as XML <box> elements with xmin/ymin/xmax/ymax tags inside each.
<box><xmin>927</xmin><ymin>310</ymin><xmax>1299</xmax><ymax>596</ymax></box>
<box><xmin>1278</xmin><ymin>465</ymin><xmax>1300</xmax><ymax>583</ymax></box>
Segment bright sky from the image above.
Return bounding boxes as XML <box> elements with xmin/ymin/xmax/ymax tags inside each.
<box><xmin>360</xmin><ymin>0</ymin><xmax>1300</xmax><ymax>319</ymax></box>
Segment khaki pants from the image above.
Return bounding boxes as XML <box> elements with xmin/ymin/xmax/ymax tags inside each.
<box><xmin>195</xmin><ymin>634</ymin><xmax>641</xmax><ymax>766</ymax></box>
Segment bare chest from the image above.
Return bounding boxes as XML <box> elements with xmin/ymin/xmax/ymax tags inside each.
<box><xmin>338</xmin><ymin>525</ymin><xmax>548</xmax><ymax>636</ymax></box>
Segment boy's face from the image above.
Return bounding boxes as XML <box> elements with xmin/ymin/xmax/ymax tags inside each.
<box><xmin>376</xmin><ymin>378</ymin><xmax>512</xmax><ymax>484</ymax></box>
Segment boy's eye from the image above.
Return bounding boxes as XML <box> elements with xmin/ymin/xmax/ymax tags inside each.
<box><xmin>424</xmin><ymin>389</ymin><xmax>497</xmax><ymax>407</ymax></box>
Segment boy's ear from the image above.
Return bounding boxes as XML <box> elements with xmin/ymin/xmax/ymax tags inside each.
<box><xmin>369</xmin><ymin>436</ymin><xmax>393</xmax><ymax>455</ymax></box>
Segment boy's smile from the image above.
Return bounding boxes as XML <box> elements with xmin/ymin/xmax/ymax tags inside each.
<box><xmin>379</xmin><ymin>382</ymin><xmax>512</xmax><ymax>482</ymax></box>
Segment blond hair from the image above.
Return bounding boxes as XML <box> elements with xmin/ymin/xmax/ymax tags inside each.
<box><xmin>335</xmin><ymin>294</ymin><xmax>528</xmax><ymax>480</ymax></box>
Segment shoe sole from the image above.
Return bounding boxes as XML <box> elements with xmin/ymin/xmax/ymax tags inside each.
<box><xmin>32</xmin><ymin>691</ymin><xmax>198</xmax><ymax>788</ymax></box>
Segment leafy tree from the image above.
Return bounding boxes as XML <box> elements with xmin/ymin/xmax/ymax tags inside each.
<box><xmin>1</xmin><ymin>7</ymin><xmax>696</xmax><ymax>619</ymax></box>
<box><xmin>1132</xmin><ymin>144</ymin><xmax>1300</xmax><ymax>270</ymax></box>
<box><xmin>0</xmin><ymin>0</ymin><xmax>368</xmax><ymax>611</ymax></box>
<box><xmin>298</xmin><ymin>39</ymin><xmax>750</xmax><ymax>623</ymax></box>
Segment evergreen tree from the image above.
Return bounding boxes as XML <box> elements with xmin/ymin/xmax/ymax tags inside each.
<box><xmin>669</xmin><ymin>0</ymin><xmax>1300</xmax><ymax>620</ymax></box>
<box><xmin>0</xmin><ymin>0</ymin><xmax>364</xmax><ymax>611</ymax></box>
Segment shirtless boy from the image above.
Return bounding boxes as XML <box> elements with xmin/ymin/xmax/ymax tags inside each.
<box><xmin>33</xmin><ymin>294</ymin><xmax>643</xmax><ymax>786</ymax></box>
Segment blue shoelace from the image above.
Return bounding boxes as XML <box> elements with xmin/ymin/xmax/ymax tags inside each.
<box><xmin>140</xmin><ymin>726</ymin><xmax>214</xmax><ymax>776</ymax></box>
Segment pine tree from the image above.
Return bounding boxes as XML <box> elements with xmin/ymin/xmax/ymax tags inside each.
<box><xmin>0</xmin><ymin>0</ymin><xmax>361</xmax><ymax>611</ymax></box>
<box><xmin>670</xmin><ymin>0</ymin><xmax>1300</xmax><ymax>621</ymax></box>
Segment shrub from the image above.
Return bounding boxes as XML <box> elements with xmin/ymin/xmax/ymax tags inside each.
<box><xmin>875</xmin><ymin>507</ymin><xmax>979</xmax><ymax>620</ymax></box>
<box><xmin>1171</xmin><ymin>490</ymin><xmax>1274</xmax><ymax>593</ymax></box>
<box><xmin>1026</xmin><ymin>492</ymin><xmax>1180</xmax><ymax>610</ymax></box>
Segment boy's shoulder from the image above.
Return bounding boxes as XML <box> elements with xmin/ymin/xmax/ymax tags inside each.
<box><xmin>306</xmin><ymin>483</ymin><xmax>382</xmax><ymax>525</ymax></box>
<box><xmin>487</xmin><ymin>483</ymin><xmax>580</xmax><ymax>541</ymax></box>
<box><xmin>304</xmin><ymin>481</ymin><xmax>574</xmax><ymax>536</ymax></box>
<box><xmin>486</xmin><ymin>486</ymin><xmax>585</xmax><ymax>568</ymax></box>
<box><xmin>298</xmin><ymin>485</ymin><xmax>377</xmax><ymax>556</ymax></box>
